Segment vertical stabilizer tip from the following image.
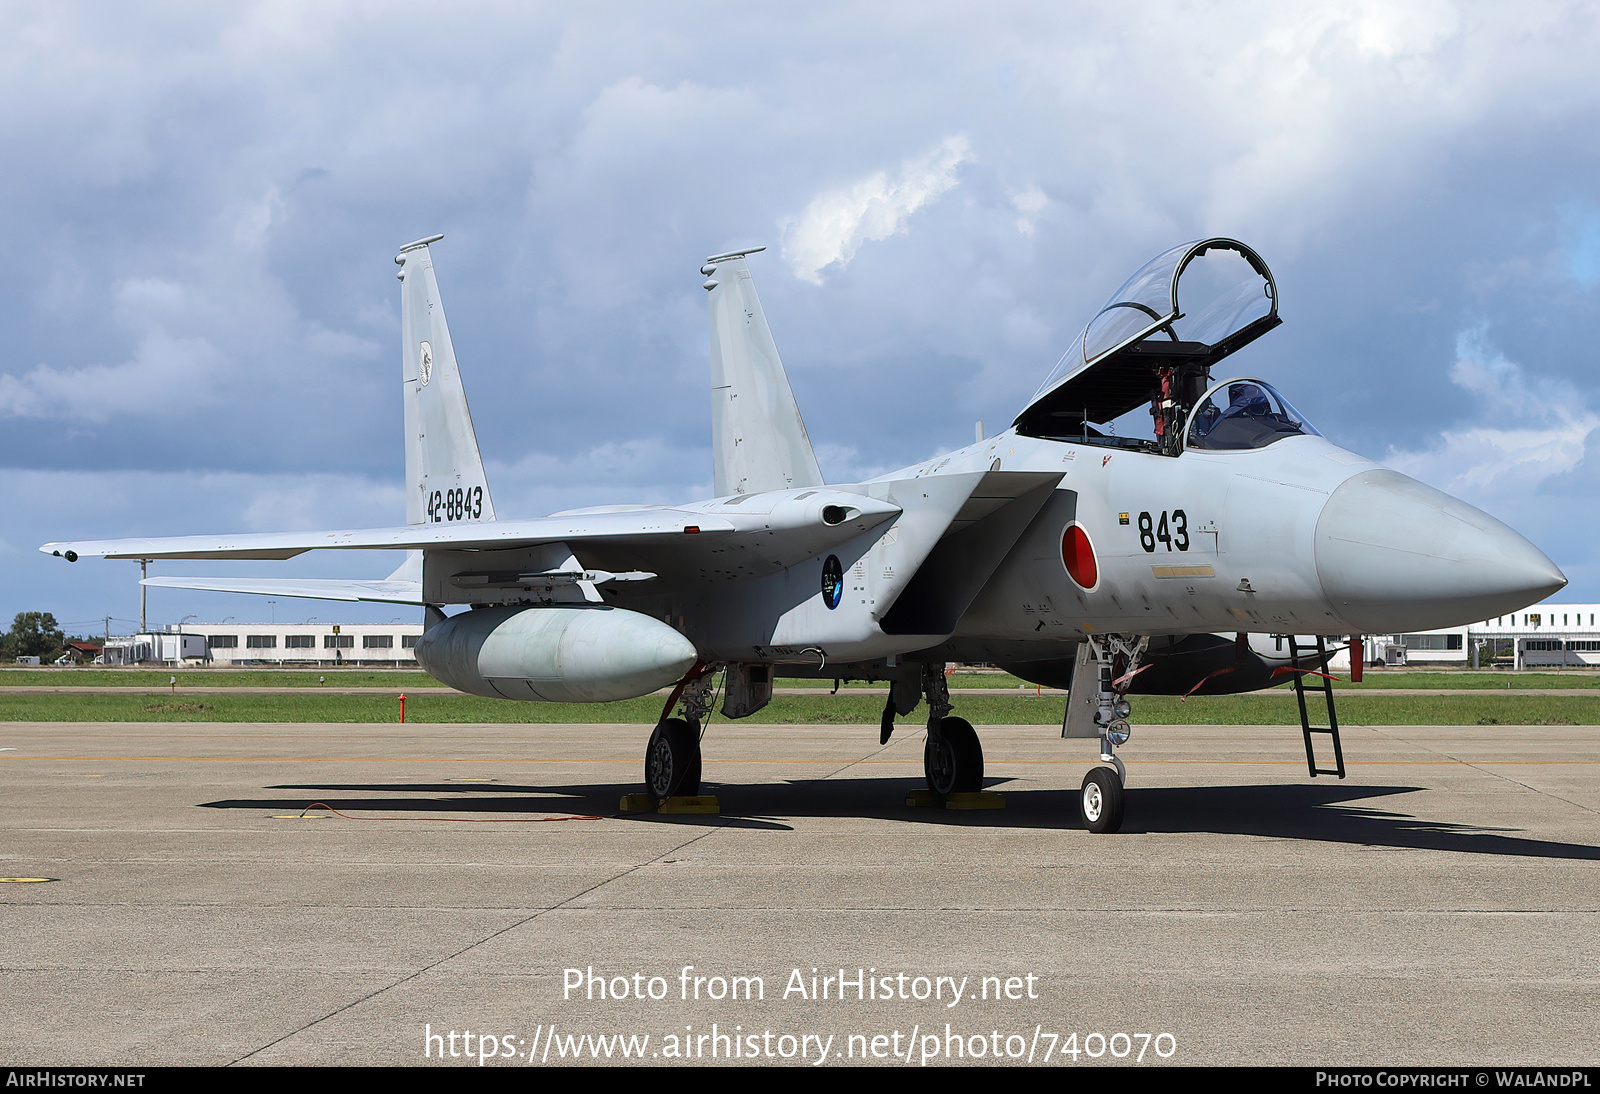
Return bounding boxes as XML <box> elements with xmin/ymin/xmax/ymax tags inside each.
<box><xmin>396</xmin><ymin>234</ymin><xmax>446</xmax><ymax>263</ymax></box>
<box><xmin>704</xmin><ymin>246</ymin><xmax>766</xmax><ymax>264</ymax></box>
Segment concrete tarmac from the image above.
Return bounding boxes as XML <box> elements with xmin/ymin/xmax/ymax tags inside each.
<box><xmin>8</xmin><ymin>685</ymin><xmax>1600</xmax><ymax>696</ymax></box>
<box><xmin>2</xmin><ymin>718</ymin><xmax>1597</xmax><ymax>1067</ymax></box>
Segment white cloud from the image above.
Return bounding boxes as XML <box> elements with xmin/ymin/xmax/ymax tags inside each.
<box><xmin>488</xmin><ymin>438</ymin><xmax>712</xmax><ymax>517</ymax></box>
<box><xmin>238</xmin><ymin>474</ymin><xmax>404</xmax><ymax>532</ymax></box>
<box><xmin>781</xmin><ymin>135</ymin><xmax>971</xmax><ymax>284</ymax></box>
<box><xmin>1384</xmin><ymin>327</ymin><xmax>1600</xmax><ymax>502</ymax></box>
<box><xmin>809</xmin><ymin>441</ymin><xmax>899</xmax><ymax>486</ymax></box>
<box><xmin>0</xmin><ymin>332</ymin><xmax>222</xmax><ymax>421</ymax></box>
<box><xmin>1010</xmin><ymin>185</ymin><xmax>1047</xmax><ymax>237</ymax></box>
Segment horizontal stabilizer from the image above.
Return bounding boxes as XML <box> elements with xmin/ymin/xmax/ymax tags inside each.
<box><xmin>142</xmin><ymin>576</ymin><xmax>424</xmax><ymax>606</ymax></box>
<box><xmin>42</xmin><ymin>509</ymin><xmax>735</xmax><ymax>561</ymax></box>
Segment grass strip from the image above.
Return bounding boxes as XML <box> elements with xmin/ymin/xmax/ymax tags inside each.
<box><xmin>5</xmin><ymin>668</ymin><xmax>1599</xmax><ymax>691</ymax></box>
<box><xmin>0</xmin><ymin>691</ymin><xmax>1594</xmax><ymax>725</ymax></box>
<box><xmin>0</xmin><ymin>669</ymin><xmax>439</xmax><ymax>688</ymax></box>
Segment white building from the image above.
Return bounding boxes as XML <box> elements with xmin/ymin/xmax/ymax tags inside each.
<box><xmin>106</xmin><ymin>622</ymin><xmax>424</xmax><ymax>666</ymax></box>
<box><xmin>1363</xmin><ymin>602</ymin><xmax>1600</xmax><ymax>669</ymax></box>
<box><xmin>103</xmin><ymin>633</ymin><xmax>208</xmax><ymax>665</ymax></box>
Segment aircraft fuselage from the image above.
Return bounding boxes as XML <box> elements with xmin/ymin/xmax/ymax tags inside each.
<box><xmin>632</xmin><ymin>420</ymin><xmax>1562</xmax><ymax>670</ymax></box>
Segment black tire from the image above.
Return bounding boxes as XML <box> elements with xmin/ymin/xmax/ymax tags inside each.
<box><xmin>1080</xmin><ymin>767</ymin><xmax>1124</xmax><ymax>833</ymax></box>
<box><xmin>923</xmin><ymin>716</ymin><xmax>984</xmax><ymax>795</ymax></box>
<box><xmin>645</xmin><ymin>718</ymin><xmax>700</xmax><ymax>799</ymax></box>
<box><xmin>682</xmin><ymin>740</ymin><xmax>703</xmax><ymax>797</ymax></box>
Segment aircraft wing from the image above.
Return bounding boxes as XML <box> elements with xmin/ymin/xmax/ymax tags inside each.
<box><xmin>140</xmin><ymin>575</ymin><xmax>426</xmax><ymax>605</ymax></box>
<box><xmin>40</xmin><ymin>509</ymin><xmax>736</xmax><ymax>562</ymax></box>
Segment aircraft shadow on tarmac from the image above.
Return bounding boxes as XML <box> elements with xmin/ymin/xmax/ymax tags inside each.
<box><xmin>196</xmin><ymin>778</ymin><xmax>1600</xmax><ymax>859</ymax></box>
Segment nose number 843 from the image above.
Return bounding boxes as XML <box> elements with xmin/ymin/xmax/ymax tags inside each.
<box><xmin>1137</xmin><ymin>510</ymin><xmax>1188</xmax><ymax>553</ymax></box>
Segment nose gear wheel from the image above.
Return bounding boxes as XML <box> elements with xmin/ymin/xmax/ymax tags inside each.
<box><xmin>1080</xmin><ymin>766</ymin><xmax>1125</xmax><ymax>833</ymax></box>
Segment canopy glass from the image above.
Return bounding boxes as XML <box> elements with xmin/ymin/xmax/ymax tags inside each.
<box><xmin>1185</xmin><ymin>378</ymin><xmax>1319</xmax><ymax>451</ymax></box>
<box><xmin>1015</xmin><ymin>238</ymin><xmax>1280</xmax><ymax>446</ymax></box>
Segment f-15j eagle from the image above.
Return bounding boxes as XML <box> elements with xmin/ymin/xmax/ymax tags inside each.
<box><xmin>44</xmin><ymin>235</ymin><xmax>1565</xmax><ymax>832</ymax></box>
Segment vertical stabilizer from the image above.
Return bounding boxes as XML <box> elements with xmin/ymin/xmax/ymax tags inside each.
<box><xmin>396</xmin><ymin>236</ymin><xmax>498</xmax><ymax>526</ymax></box>
<box><xmin>703</xmin><ymin>248</ymin><xmax>825</xmax><ymax>496</ymax></box>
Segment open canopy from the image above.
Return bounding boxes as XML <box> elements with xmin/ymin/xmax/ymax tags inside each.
<box><xmin>1014</xmin><ymin>238</ymin><xmax>1279</xmax><ymax>440</ymax></box>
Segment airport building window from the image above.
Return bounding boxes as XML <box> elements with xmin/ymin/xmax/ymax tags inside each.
<box><xmin>1400</xmin><ymin>634</ymin><xmax>1463</xmax><ymax>651</ymax></box>
<box><xmin>363</xmin><ymin>635</ymin><xmax>394</xmax><ymax>649</ymax></box>
<box><xmin>246</xmin><ymin>635</ymin><xmax>277</xmax><ymax>649</ymax></box>
<box><xmin>208</xmin><ymin>635</ymin><xmax>238</xmax><ymax>649</ymax></box>
<box><xmin>324</xmin><ymin>635</ymin><xmax>354</xmax><ymax>649</ymax></box>
<box><xmin>285</xmin><ymin>635</ymin><xmax>315</xmax><ymax>649</ymax></box>
<box><xmin>401</xmin><ymin>635</ymin><xmax>420</xmax><ymax>649</ymax></box>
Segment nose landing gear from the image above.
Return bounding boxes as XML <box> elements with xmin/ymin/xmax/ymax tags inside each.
<box><xmin>1079</xmin><ymin>766</ymin><xmax>1124</xmax><ymax>834</ymax></box>
<box><xmin>1064</xmin><ymin>634</ymin><xmax>1147</xmax><ymax>833</ymax></box>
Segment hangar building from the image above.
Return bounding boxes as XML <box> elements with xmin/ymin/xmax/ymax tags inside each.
<box><xmin>1363</xmin><ymin>603</ymin><xmax>1600</xmax><ymax>669</ymax></box>
<box><xmin>106</xmin><ymin>622</ymin><xmax>424</xmax><ymax>666</ymax></box>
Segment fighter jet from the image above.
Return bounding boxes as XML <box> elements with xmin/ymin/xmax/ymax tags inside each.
<box><xmin>43</xmin><ymin>236</ymin><xmax>1566</xmax><ymax>832</ymax></box>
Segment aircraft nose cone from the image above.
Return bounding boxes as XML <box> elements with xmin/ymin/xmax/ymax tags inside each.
<box><xmin>1315</xmin><ymin>469</ymin><xmax>1566</xmax><ymax>633</ymax></box>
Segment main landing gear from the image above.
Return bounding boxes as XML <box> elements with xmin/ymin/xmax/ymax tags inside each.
<box><xmin>1064</xmin><ymin>634</ymin><xmax>1148</xmax><ymax>833</ymax></box>
<box><xmin>920</xmin><ymin>663</ymin><xmax>985</xmax><ymax>796</ymax></box>
<box><xmin>645</xmin><ymin>717</ymin><xmax>700</xmax><ymax>799</ymax></box>
<box><xmin>643</xmin><ymin>667</ymin><xmax>713</xmax><ymax>801</ymax></box>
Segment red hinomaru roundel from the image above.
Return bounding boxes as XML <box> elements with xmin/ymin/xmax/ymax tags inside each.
<box><xmin>1061</xmin><ymin>523</ymin><xmax>1098</xmax><ymax>590</ymax></box>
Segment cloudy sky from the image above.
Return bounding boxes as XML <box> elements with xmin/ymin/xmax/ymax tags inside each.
<box><xmin>5</xmin><ymin>1</ymin><xmax>1600</xmax><ymax>634</ymax></box>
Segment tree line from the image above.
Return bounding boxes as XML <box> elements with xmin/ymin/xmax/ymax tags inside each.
<box><xmin>0</xmin><ymin>612</ymin><xmax>98</xmax><ymax>662</ymax></box>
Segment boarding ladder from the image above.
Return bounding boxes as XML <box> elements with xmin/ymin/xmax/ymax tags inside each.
<box><xmin>1288</xmin><ymin>635</ymin><xmax>1346</xmax><ymax>778</ymax></box>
